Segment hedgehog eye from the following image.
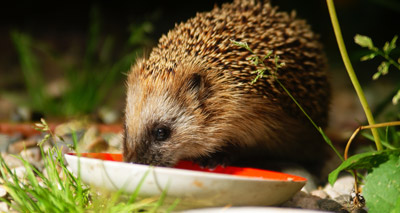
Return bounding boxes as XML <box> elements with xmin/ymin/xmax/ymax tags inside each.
<box><xmin>153</xmin><ymin>126</ymin><xmax>171</xmax><ymax>141</ymax></box>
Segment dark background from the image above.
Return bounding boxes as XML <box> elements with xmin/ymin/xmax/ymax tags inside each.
<box><xmin>0</xmin><ymin>0</ymin><xmax>399</xmax><ymax>122</ymax></box>
<box><xmin>1</xmin><ymin>0</ymin><xmax>398</xmax><ymax>71</ymax></box>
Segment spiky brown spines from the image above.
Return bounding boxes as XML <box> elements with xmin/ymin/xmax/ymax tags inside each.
<box><xmin>146</xmin><ymin>0</ymin><xmax>329</xmax><ymax>126</ymax></box>
<box><xmin>124</xmin><ymin>0</ymin><xmax>330</xmax><ymax>168</ymax></box>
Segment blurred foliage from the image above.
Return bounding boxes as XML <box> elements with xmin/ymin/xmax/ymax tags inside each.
<box><xmin>10</xmin><ymin>6</ymin><xmax>153</xmax><ymax>118</ymax></box>
<box><xmin>0</xmin><ymin>118</ymin><xmax>172</xmax><ymax>212</ymax></box>
<box><xmin>354</xmin><ymin>34</ymin><xmax>400</xmax><ymax>105</ymax></box>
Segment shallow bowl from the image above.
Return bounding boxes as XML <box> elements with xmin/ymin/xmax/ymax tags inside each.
<box><xmin>64</xmin><ymin>153</ymin><xmax>306</xmax><ymax>208</ymax></box>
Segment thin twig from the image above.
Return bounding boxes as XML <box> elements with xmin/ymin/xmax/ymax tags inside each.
<box><xmin>344</xmin><ymin>121</ymin><xmax>400</xmax><ymax>160</ymax></box>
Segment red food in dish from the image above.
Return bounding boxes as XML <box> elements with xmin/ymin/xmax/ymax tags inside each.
<box><xmin>68</xmin><ymin>153</ymin><xmax>306</xmax><ymax>182</ymax></box>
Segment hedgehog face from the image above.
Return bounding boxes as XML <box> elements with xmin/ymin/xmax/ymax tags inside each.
<box><xmin>123</xmin><ymin>60</ymin><xmax>219</xmax><ymax>167</ymax></box>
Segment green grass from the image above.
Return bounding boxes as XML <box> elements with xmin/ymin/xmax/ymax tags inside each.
<box><xmin>10</xmin><ymin>6</ymin><xmax>153</xmax><ymax>118</ymax></box>
<box><xmin>0</xmin><ymin>120</ymin><xmax>174</xmax><ymax>212</ymax></box>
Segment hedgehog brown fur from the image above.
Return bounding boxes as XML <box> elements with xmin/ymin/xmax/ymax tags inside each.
<box><xmin>123</xmin><ymin>0</ymin><xmax>330</xmax><ymax>169</ymax></box>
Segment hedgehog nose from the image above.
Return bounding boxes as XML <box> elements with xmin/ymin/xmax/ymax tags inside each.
<box><xmin>125</xmin><ymin>144</ymin><xmax>151</xmax><ymax>165</ymax></box>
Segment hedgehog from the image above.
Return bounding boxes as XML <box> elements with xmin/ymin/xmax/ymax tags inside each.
<box><xmin>123</xmin><ymin>0</ymin><xmax>330</xmax><ymax>170</ymax></box>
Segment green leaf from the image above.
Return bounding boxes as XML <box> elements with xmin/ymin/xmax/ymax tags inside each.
<box><xmin>377</xmin><ymin>61</ymin><xmax>390</xmax><ymax>76</ymax></box>
<box><xmin>230</xmin><ymin>39</ymin><xmax>253</xmax><ymax>53</ymax></box>
<box><xmin>40</xmin><ymin>118</ymin><xmax>48</xmax><ymax>126</ymax></box>
<box><xmin>38</xmin><ymin>134</ymin><xmax>50</xmax><ymax>146</ymax></box>
<box><xmin>393</xmin><ymin>196</ymin><xmax>400</xmax><ymax>213</ymax></box>
<box><xmin>360</xmin><ymin>53</ymin><xmax>377</xmax><ymax>61</ymax></box>
<box><xmin>230</xmin><ymin>39</ymin><xmax>247</xmax><ymax>48</ymax></box>
<box><xmin>328</xmin><ymin>150</ymin><xmax>400</xmax><ymax>185</ymax></box>
<box><xmin>383</xmin><ymin>35</ymin><xmax>397</xmax><ymax>54</ymax></box>
<box><xmin>392</xmin><ymin>90</ymin><xmax>400</xmax><ymax>105</ymax></box>
<box><xmin>387</xmin><ymin>35</ymin><xmax>398</xmax><ymax>54</ymax></box>
<box><xmin>372</xmin><ymin>72</ymin><xmax>381</xmax><ymax>80</ymax></box>
<box><xmin>263</xmin><ymin>51</ymin><xmax>273</xmax><ymax>60</ymax></box>
<box><xmin>364</xmin><ymin>155</ymin><xmax>400</xmax><ymax>213</ymax></box>
<box><xmin>383</xmin><ymin>41</ymin><xmax>390</xmax><ymax>54</ymax></box>
<box><xmin>354</xmin><ymin>34</ymin><xmax>374</xmax><ymax>49</ymax></box>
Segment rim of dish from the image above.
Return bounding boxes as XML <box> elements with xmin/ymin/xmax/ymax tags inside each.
<box><xmin>65</xmin><ymin>153</ymin><xmax>307</xmax><ymax>183</ymax></box>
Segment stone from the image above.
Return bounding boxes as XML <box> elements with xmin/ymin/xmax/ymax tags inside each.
<box><xmin>0</xmin><ymin>153</ymin><xmax>24</xmax><ymax>169</ymax></box>
<box><xmin>13</xmin><ymin>166</ymin><xmax>26</xmax><ymax>179</ymax></box>
<box><xmin>20</xmin><ymin>147</ymin><xmax>42</xmax><ymax>169</ymax></box>
<box><xmin>0</xmin><ymin>185</ymin><xmax>7</xmax><ymax>197</ymax></box>
<box><xmin>324</xmin><ymin>175</ymin><xmax>355</xmax><ymax>201</ymax></box>
<box><xmin>78</xmin><ymin>126</ymin><xmax>98</xmax><ymax>152</ymax></box>
<box><xmin>317</xmin><ymin>198</ymin><xmax>347</xmax><ymax>212</ymax></box>
<box><xmin>311</xmin><ymin>189</ymin><xmax>329</xmax><ymax>199</ymax></box>
<box><xmin>0</xmin><ymin>134</ymin><xmax>10</xmax><ymax>152</ymax></box>
<box><xmin>86</xmin><ymin>137</ymin><xmax>109</xmax><ymax>153</ymax></box>
<box><xmin>350</xmin><ymin>208</ymin><xmax>368</xmax><ymax>213</ymax></box>
<box><xmin>281</xmin><ymin>191</ymin><xmax>320</xmax><ymax>210</ymax></box>
<box><xmin>0</xmin><ymin>202</ymin><xmax>8</xmax><ymax>212</ymax></box>
<box><xmin>8</xmin><ymin>140</ymin><xmax>37</xmax><ymax>154</ymax></box>
<box><xmin>105</xmin><ymin>133</ymin><xmax>123</xmax><ymax>152</ymax></box>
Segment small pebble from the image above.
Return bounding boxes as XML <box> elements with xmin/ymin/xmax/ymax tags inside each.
<box><xmin>0</xmin><ymin>185</ymin><xmax>7</xmax><ymax>197</ymax></box>
<box><xmin>86</xmin><ymin>137</ymin><xmax>109</xmax><ymax>152</ymax></box>
<box><xmin>281</xmin><ymin>191</ymin><xmax>320</xmax><ymax>210</ymax></box>
<box><xmin>351</xmin><ymin>208</ymin><xmax>368</xmax><ymax>213</ymax></box>
<box><xmin>42</xmin><ymin>143</ymin><xmax>53</xmax><ymax>153</ymax></box>
<box><xmin>105</xmin><ymin>133</ymin><xmax>123</xmax><ymax>152</ymax></box>
<box><xmin>334</xmin><ymin>194</ymin><xmax>352</xmax><ymax>205</ymax></box>
<box><xmin>0</xmin><ymin>202</ymin><xmax>9</xmax><ymax>212</ymax></box>
<box><xmin>13</xmin><ymin>166</ymin><xmax>26</xmax><ymax>179</ymax></box>
<box><xmin>20</xmin><ymin>147</ymin><xmax>43</xmax><ymax>169</ymax></box>
<box><xmin>79</xmin><ymin>126</ymin><xmax>98</xmax><ymax>152</ymax></box>
<box><xmin>8</xmin><ymin>140</ymin><xmax>37</xmax><ymax>154</ymax></box>
<box><xmin>324</xmin><ymin>175</ymin><xmax>355</xmax><ymax>201</ymax></box>
<box><xmin>0</xmin><ymin>134</ymin><xmax>10</xmax><ymax>152</ymax></box>
<box><xmin>0</xmin><ymin>154</ymin><xmax>23</xmax><ymax>169</ymax></box>
<box><xmin>20</xmin><ymin>147</ymin><xmax>41</xmax><ymax>162</ymax></box>
<box><xmin>311</xmin><ymin>189</ymin><xmax>328</xmax><ymax>199</ymax></box>
<box><xmin>317</xmin><ymin>198</ymin><xmax>347</xmax><ymax>212</ymax></box>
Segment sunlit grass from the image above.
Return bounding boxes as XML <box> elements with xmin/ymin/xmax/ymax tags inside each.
<box><xmin>0</xmin><ymin>120</ymin><xmax>173</xmax><ymax>212</ymax></box>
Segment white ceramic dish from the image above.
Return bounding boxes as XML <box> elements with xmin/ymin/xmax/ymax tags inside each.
<box><xmin>64</xmin><ymin>153</ymin><xmax>306</xmax><ymax>208</ymax></box>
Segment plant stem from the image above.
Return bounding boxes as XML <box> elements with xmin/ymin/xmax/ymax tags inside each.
<box><xmin>379</xmin><ymin>51</ymin><xmax>400</xmax><ymax>70</ymax></box>
<box><xmin>326</xmin><ymin>0</ymin><xmax>382</xmax><ymax>151</ymax></box>
<box><xmin>276</xmin><ymin>79</ymin><xmax>344</xmax><ymax>161</ymax></box>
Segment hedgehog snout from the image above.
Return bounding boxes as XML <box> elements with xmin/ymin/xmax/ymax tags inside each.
<box><xmin>123</xmin><ymin>135</ymin><xmax>178</xmax><ymax>167</ymax></box>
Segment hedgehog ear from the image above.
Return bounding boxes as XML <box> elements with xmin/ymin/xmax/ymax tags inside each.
<box><xmin>187</xmin><ymin>73</ymin><xmax>203</xmax><ymax>94</ymax></box>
